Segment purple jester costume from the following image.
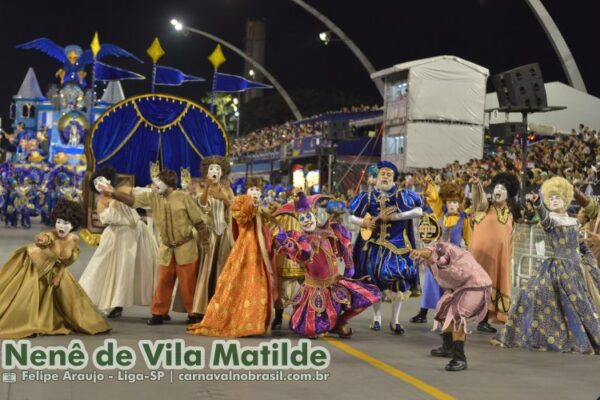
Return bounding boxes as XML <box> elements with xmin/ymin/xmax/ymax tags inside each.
<box><xmin>274</xmin><ymin>192</ymin><xmax>381</xmax><ymax>338</ymax></box>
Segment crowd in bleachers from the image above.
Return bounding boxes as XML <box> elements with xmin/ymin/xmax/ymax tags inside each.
<box><xmin>231</xmin><ymin>104</ymin><xmax>380</xmax><ymax>157</ymax></box>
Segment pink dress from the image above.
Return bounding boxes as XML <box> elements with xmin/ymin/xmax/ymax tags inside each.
<box><xmin>422</xmin><ymin>242</ymin><xmax>492</xmax><ymax>333</ymax></box>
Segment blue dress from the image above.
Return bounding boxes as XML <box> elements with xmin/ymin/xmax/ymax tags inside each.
<box><xmin>496</xmin><ymin>201</ymin><xmax>600</xmax><ymax>353</ymax></box>
<box><xmin>421</xmin><ymin>212</ymin><xmax>467</xmax><ymax>310</ymax></box>
<box><xmin>350</xmin><ymin>185</ymin><xmax>422</xmax><ymax>298</ymax></box>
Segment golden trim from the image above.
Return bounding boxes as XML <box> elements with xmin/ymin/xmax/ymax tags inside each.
<box><xmin>86</xmin><ymin>93</ymin><xmax>230</xmax><ymax>172</ymax></box>
<box><xmin>132</xmin><ymin>101</ymin><xmax>190</xmax><ymax>131</ymax></box>
<box><xmin>369</xmin><ymin>239</ymin><xmax>411</xmax><ymax>255</ymax></box>
<box><xmin>80</xmin><ymin>229</ymin><xmax>102</xmax><ymax>246</ymax></box>
<box><xmin>177</xmin><ymin>121</ymin><xmax>204</xmax><ymax>159</ymax></box>
<box><xmin>97</xmin><ymin>119</ymin><xmax>143</xmax><ymax>164</ymax></box>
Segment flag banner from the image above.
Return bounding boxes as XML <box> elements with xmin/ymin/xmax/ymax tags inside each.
<box><xmin>213</xmin><ymin>72</ymin><xmax>272</xmax><ymax>93</ymax></box>
<box><xmin>155</xmin><ymin>65</ymin><xmax>205</xmax><ymax>86</ymax></box>
<box><xmin>95</xmin><ymin>62</ymin><xmax>145</xmax><ymax>81</ymax></box>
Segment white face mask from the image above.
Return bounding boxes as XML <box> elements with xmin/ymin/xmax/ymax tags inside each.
<box><xmin>446</xmin><ymin>200</ymin><xmax>460</xmax><ymax>214</ymax></box>
<box><xmin>247</xmin><ymin>187</ymin><xmax>262</xmax><ymax>205</ymax></box>
<box><xmin>298</xmin><ymin>211</ymin><xmax>317</xmax><ymax>232</ymax></box>
<box><xmin>208</xmin><ymin>164</ymin><xmax>222</xmax><ymax>183</ymax></box>
<box><xmin>376</xmin><ymin>169</ymin><xmax>395</xmax><ymax>192</ymax></box>
<box><xmin>93</xmin><ymin>176</ymin><xmax>111</xmax><ymax>193</ymax></box>
<box><xmin>156</xmin><ymin>178</ymin><xmax>168</xmax><ymax>195</ymax></box>
<box><xmin>55</xmin><ymin>218</ymin><xmax>73</xmax><ymax>238</ymax></box>
<box><xmin>315</xmin><ymin>206</ymin><xmax>329</xmax><ymax>228</ymax></box>
<box><xmin>181</xmin><ymin>182</ymin><xmax>189</xmax><ymax>190</ymax></box>
<box><xmin>547</xmin><ymin>194</ymin><xmax>565</xmax><ymax>212</ymax></box>
<box><xmin>492</xmin><ymin>184</ymin><xmax>508</xmax><ymax>204</ymax></box>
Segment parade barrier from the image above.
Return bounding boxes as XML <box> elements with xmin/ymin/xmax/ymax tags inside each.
<box><xmin>511</xmin><ymin>223</ymin><xmax>553</xmax><ymax>288</ymax></box>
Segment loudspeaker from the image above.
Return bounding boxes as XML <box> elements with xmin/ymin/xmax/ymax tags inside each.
<box><xmin>324</xmin><ymin>121</ymin><xmax>349</xmax><ymax>140</ymax></box>
<box><xmin>492</xmin><ymin>63</ymin><xmax>547</xmax><ymax>111</ymax></box>
<box><xmin>489</xmin><ymin>122</ymin><xmax>526</xmax><ymax>138</ymax></box>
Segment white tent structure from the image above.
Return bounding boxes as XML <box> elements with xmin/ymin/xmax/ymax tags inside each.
<box><xmin>372</xmin><ymin>56</ymin><xmax>489</xmax><ymax>170</ymax></box>
<box><xmin>485</xmin><ymin>81</ymin><xmax>600</xmax><ymax>133</ymax></box>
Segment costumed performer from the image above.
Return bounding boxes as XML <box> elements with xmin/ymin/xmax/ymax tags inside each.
<box><xmin>494</xmin><ymin>177</ymin><xmax>600</xmax><ymax>353</ymax></box>
<box><xmin>191</xmin><ymin>156</ymin><xmax>234</xmax><ymax>318</ymax></box>
<box><xmin>98</xmin><ymin>169</ymin><xmax>207</xmax><ymax>325</ymax></box>
<box><xmin>468</xmin><ymin>173</ymin><xmax>519</xmax><ymax>332</ymax></box>
<box><xmin>0</xmin><ymin>199</ymin><xmax>111</xmax><ymax>338</ymax></box>
<box><xmin>187</xmin><ymin>177</ymin><xmax>277</xmax><ymax>337</ymax></box>
<box><xmin>274</xmin><ymin>192</ymin><xmax>381</xmax><ymax>338</ymax></box>
<box><xmin>270</xmin><ymin>190</ymin><xmax>306</xmax><ymax>330</ymax></box>
<box><xmin>79</xmin><ymin>167</ymin><xmax>158</xmax><ymax>318</ymax></box>
<box><xmin>349</xmin><ymin>161</ymin><xmax>423</xmax><ymax>334</ymax></box>
<box><xmin>412</xmin><ymin>181</ymin><xmax>472</xmax><ymax>324</ymax></box>
<box><xmin>411</xmin><ymin>242</ymin><xmax>491</xmax><ymax>371</ymax></box>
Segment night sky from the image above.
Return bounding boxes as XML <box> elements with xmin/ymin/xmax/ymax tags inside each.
<box><xmin>0</xmin><ymin>0</ymin><xmax>596</xmax><ymax>130</ymax></box>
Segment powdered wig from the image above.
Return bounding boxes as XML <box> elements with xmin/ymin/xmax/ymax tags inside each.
<box><xmin>541</xmin><ymin>176</ymin><xmax>573</xmax><ymax>207</ymax></box>
<box><xmin>51</xmin><ymin>199</ymin><xmax>84</xmax><ymax>231</ymax></box>
<box><xmin>439</xmin><ymin>182</ymin><xmax>463</xmax><ymax>203</ymax></box>
<box><xmin>200</xmin><ymin>156</ymin><xmax>230</xmax><ymax>179</ymax></box>
<box><xmin>245</xmin><ymin>176</ymin><xmax>264</xmax><ymax>191</ymax></box>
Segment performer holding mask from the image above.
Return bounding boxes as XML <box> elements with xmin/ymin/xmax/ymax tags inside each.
<box><xmin>187</xmin><ymin>177</ymin><xmax>277</xmax><ymax>337</ymax></box>
<box><xmin>79</xmin><ymin>167</ymin><xmax>158</xmax><ymax>319</ymax></box>
<box><xmin>98</xmin><ymin>169</ymin><xmax>207</xmax><ymax>325</ymax></box>
<box><xmin>191</xmin><ymin>156</ymin><xmax>235</xmax><ymax>318</ymax></box>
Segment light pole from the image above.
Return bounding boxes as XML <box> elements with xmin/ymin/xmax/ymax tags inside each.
<box><xmin>171</xmin><ymin>19</ymin><xmax>303</xmax><ymax>121</ymax></box>
<box><xmin>291</xmin><ymin>0</ymin><xmax>384</xmax><ymax>97</ymax></box>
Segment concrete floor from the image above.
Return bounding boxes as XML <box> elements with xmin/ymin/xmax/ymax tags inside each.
<box><xmin>0</xmin><ymin>223</ymin><xmax>598</xmax><ymax>400</ymax></box>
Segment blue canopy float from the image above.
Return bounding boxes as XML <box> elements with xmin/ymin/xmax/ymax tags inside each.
<box><xmin>81</xmin><ymin>93</ymin><xmax>228</xmax><ymax>243</ymax></box>
<box><xmin>86</xmin><ymin>93</ymin><xmax>229</xmax><ymax>186</ymax></box>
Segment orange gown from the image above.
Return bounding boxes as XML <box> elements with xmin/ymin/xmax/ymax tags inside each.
<box><xmin>187</xmin><ymin>195</ymin><xmax>276</xmax><ymax>337</ymax></box>
<box><xmin>469</xmin><ymin>205</ymin><xmax>513</xmax><ymax>323</ymax></box>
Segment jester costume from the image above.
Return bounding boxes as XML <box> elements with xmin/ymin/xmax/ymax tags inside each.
<box><xmin>274</xmin><ymin>193</ymin><xmax>381</xmax><ymax>338</ymax></box>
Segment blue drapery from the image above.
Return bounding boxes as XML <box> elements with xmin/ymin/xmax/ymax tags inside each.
<box><xmin>90</xmin><ymin>94</ymin><xmax>228</xmax><ymax>186</ymax></box>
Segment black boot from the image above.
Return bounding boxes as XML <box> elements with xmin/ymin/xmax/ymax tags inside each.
<box><xmin>410</xmin><ymin>308</ymin><xmax>428</xmax><ymax>323</ymax></box>
<box><xmin>186</xmin><ymin>314</ymin><xmax>202</xmax><ymax>324</ymax></box>
<box><xmin>445</xmin><ymin>340</ymin><xmax>468</xmax><ymax>371</ymax></box>
<box><xmin>147</xmin><ymin>315</ymin><xmax>164</xmax><ymax>325</ymax></box>
<box><xmin>431</xmin><ymin>332</ymin><xmax>453</xmax><ymax>358</ymax></box>
<box><xmin>271</xmin><ymin>309</ymin><xmax>284</xmax><ymax>330</ymax></box>
<box><xmin>477</xmin><ymin>321</ymin><xmax>497</xmax><ymax>333</ymax></box>
<box><xmin>107</xmin><ymin>307</ymin><xmax>123</xmax><ymax>319</ymax></box>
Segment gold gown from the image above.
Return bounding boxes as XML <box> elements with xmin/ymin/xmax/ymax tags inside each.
<box><xmin>0</xmin><ymin>231</ymin><xmax>112</xmax><ymax>339</ymax></box>
<box><xmin>187</xmin><ymin>195</ymin><xmax>274</xmax><ymax>337</ymax></box>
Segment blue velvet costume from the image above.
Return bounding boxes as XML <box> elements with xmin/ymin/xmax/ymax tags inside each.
<box><xmin>350</xmin><ymin>185</ymin><xmax>422</xmax><ymax>296</ymax></box>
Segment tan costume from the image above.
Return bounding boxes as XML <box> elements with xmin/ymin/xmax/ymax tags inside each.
<box><xmin>132</xmin><ymin>190</ymin><xmax>207</xmax><ymax>315</ymax></box>
<box><xmin>191</xmin><ymin>182</ymin><xmax>234</xmax><ymax>315</ymax></box>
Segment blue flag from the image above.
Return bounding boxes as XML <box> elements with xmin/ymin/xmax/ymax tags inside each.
<box><xmin>95</xmin><ymin>62</ymin><xmax>145</xmax><ymax>81</ymax></box>
<box><xmin>213</xmin><ymin>72</ymin><xmax>272</xmax><ymax>93</ymax></box>
<box><xmin>155</xmin><ymin>65</ymin><xmax>205</xmax><ymax>86</ymax></box>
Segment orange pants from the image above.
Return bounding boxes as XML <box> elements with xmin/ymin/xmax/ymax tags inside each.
<box><xmin>151</xmin><ymin>257</ymin><xmax>198</xmax><ymax>316</ymax></box>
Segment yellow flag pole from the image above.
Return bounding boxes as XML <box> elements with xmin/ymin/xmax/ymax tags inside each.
<box><xmin>146</xmin><ymin>37</ymin><xmax>165</xmax><ymax>93</ymax></box>
<box><xmin>208</xmin><ymin>44</ymin><xmax>226</xmax><ymax>114</ymax></box>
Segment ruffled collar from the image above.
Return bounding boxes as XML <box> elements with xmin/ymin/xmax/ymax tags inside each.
<box><xmin>549</xmin><ymin>212</ymin><xmax>578</xmax><ymax>227</ymax></box>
